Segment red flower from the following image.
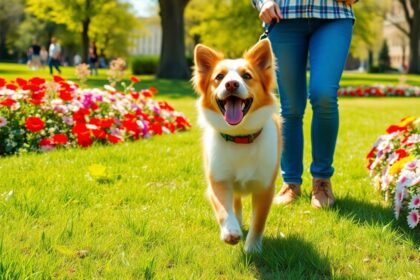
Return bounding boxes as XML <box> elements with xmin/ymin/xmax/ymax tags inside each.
<box><xmin>141</xmin><ymin>89</ymin><xmax>153</xmax><ymax>98</ymax></box>
<box><xmin>0</xmin><ymin>78</ymin><xmax>6</xmax><ymax>88</ymax></box>
<box><xmin>386</xmin><ymin>125</ymin><xmax>407</xmax><ymax>134</ymax></box>
<box><xmin>395</xmin><ymin>149</ymin><xmax>408</xmax><ymax>160</ymax></box>
<box><xmin>131</xmin><ymin>92</ymin><xmax>140</xmax><ymax>99</ymax></box>
<box><xmin>100</xmin><ymin>118</ymin><xmax>114</xmax><ymax>128</ymax></box>
<box><xmin>77</xmin><ymin>134</ymin><xmax>93</xmax><ymax>147</ymax></box>
<box><xmin>107</xmin><ymin>134</ymin><xmax>123</xmax><ymax>143</ymax></box>
<box><xmin>29</xmin><ymin>77</ymin><xmax>45</xmax><ymax>86</ymax></box>
<box><xmin>149</xmin><ymin>123</ymin><xmax>163</xmax><ymax>135</ymax></box>
<box><xmin>25</xmin><ymin>117</ymin><xmax>45</xmax><ymax>132</ymax></box>
<box><xmin>39</xmin><ymin>138</ymin><xmax>53</xmax><ymax>147</ymax></box>
<box><xmin>93</xmin><ymin>129</ymin><xmax>107</xmax><ymax>139</ymax></box>
<box><xmin>366</xmin><ymin>147</ymin><xmax>376</xmax><ymax>159</ymax></box>
<box><xmin>52</xmin><ymin>134</ymin><xmax>68</xmax><ymax>145</ymax></box>
<box><xmin>6</xmin><ymin>84</ymin><xmax>18</xmax><ymax>90</ymax></box>
<box><xmin>59</xmin><ymin>90</ymin><xmax>73</xmax><ymax>101</ymax></box>
<box><xmin>149</xmin><ymin>87</ymin><xmax>158</xmax><ymax>94</ymax></box>
<box><xmin>0</xmin><ymin>98</ymin><xmax>16</xmax><ymax>107</ymax></box>
<box><xmin>53</xmin><ymin>75</ymin><xmax>65</xmax><ymax>83</ymax></box>
<box><xmin>16</xmin><ymin>78</ymin><xmax>27</xmax><ymax>88</ymax></box>
<box><xmin>72</xmin><ymin>108</ymin><xmax>90</xmax><ymax>123</ymax></box>
<box><xmin>122</xmin><ymin>120</ymin><xmax>141</xmax><ymax>134</ymax></box>
<box><xmin>130</xmin><ymin>76</ymin><xmax>140</xmax><ymax>83</ymax></box>
<box><xmin>72</xmin><ymin>123</ymin><xmax>89</xmax><ymax>135</ymax></box>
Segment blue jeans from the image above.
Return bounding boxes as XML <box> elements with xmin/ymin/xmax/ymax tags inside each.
<box><xmin>48</xmin><ymin>57</ymin><xmax>61</xmax><ymax>74</ymax></box>
<box><xmin>268</xmin><ymin>18</ymin><xmax>353</xmax><ymax>185</ymax></box>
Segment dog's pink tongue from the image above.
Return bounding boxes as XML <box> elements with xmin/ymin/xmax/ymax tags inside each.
<box><xmin>224</xmin><ymin>98</ymin><xmax>243</xmax><ymax>125</ymax></box>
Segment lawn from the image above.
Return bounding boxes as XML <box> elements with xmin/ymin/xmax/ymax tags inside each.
<box><xmin>0</xmin><ymin>63</ymin><xmax>419</xmax><ymax>279</ymax></box>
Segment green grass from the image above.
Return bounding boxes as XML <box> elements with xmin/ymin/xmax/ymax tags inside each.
<box><xmin>0</xmin><ymin>63</ymin><xmax>420</xmax><ymax>279</ymax></box>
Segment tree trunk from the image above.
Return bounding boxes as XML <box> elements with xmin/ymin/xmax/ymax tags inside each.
<box><xmin>157</xmin><ymin>0</ymin><xmax>190</xmax><ymax>79</ymax></box>
<box><xmin>81</xmin><ymin>19</ymin><xmax>90</xmax><ymax>63</ymax></box>
<box><xmin>408</xmin><ymin>8</ymin><xmax>420</xmax><ymax>74</ymax></box>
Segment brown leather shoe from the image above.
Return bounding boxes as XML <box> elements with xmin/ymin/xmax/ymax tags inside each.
<box><xmin>311</xmin><ymin>178</ymin><xmax>335</xmax><ymax>208</ymax></box>
<box><xmin>273</xmin><ymin>183</ymin><xmax>301</xmax><ymax>205</ymax></box>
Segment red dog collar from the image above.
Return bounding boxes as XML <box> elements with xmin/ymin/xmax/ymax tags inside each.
<box><xmin>220</xmin><ymin>129</ymin><xmax>263</xmax><ymax>144</ymax></box>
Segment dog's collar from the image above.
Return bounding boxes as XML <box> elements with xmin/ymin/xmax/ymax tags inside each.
<box><xmin>220</xmin><ymin>129</ymin><xmax>263</xmax><ymax>144</ymax></box>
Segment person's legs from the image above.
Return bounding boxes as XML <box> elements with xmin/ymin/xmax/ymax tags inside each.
<box><xmin>48</xmin><ymin>58</ymin><xmax>53</xmax><ymax>74</ymax></box>
<box><xmin>54</xmin><ymin>59</ymin><xmax>61</xmax><ymax>74</ymax></box>
<box><xmin>269</xmin><ymin>19</ymin><xmax>309</xmax><ymax>185</ymax></box>
<box><xmin>308</xmin><ymin>19</ymin><xmax>353</xmax><ymax>180</ymax></box>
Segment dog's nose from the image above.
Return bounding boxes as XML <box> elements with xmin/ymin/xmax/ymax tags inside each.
<box><xmin>225</xmin><ymin>80</ymin><xmax>239</xmax><ymax>92</ymax></box>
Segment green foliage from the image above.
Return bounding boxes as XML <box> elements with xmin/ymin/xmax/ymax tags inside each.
<box><xmin>351</xmin><ymin>0</ymin><xmax>391</xmax><ymax>59</ymax></box>
<box><xmin>131</xmin><ymin>56</ymin><xmax>159</xmax><ymax>75</ymax></box>
<box><xmin>0</xmin><ymin>0</ymin><xmax>24</xmax><ymax>59</ymax></box>
<box><xmin>25</xmin><ymin>0</ymin><xmax>141</xmax><ymax>59</ymax></box>
<box><xmin>186</xmin><ymin>0</ymin><xmax>262</xmax><ymax>57</ymax></box>
<box><xmin>378</xmin><ymin>40</ymin><xmax>391</xmax><ymax>70</ymax></box>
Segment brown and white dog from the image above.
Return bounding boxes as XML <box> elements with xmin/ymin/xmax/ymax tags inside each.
<box><xmin>192</xmin><ymin>39</ymin><xmax>282</xmax><ymax>253</ymax></box>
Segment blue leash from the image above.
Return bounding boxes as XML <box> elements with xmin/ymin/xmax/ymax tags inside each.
<box><xmin>259</xmin><ymin>20</ymin><xmax>277</xmax><ymax>40</ymax></box>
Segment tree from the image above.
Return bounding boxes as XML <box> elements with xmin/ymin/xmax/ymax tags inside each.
<box><xmin>393</xmin><ymin>0</ymin><xmax>420</xmax><ymax>73</ymax></box>
<box><xmin>26</xmin><ymin>0</ymin><xmax>114</xmax><ymax>62</ymax></box>
<box><xmin>350</xmin><ymin>0</ymin><xmax>391</xmax><ymax>69</ymax></box>
<box><xmin>157</xmin><ymin>0</ymin><xmax>191</xmax><ymax>79</ymax></box>
<box><xmin>0</xmin><ymin>0</ymin><xmax>24</xmax><ymax>60</ymax></box>
<box><xmin>89</xmin><ymin>1</ymin><xmax>141</xmax><ymax>59</ymax></box>
<box><xmin>378</xmin><ymin>40</ymin><xmax>391</xmax><ymax>71</ymax></box>
<box><xmin>186</xmin><ymin>0</ymin><xmax>262</xmax><ymax>57</ymax></box>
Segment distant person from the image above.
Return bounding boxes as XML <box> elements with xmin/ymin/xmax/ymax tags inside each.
<box><xmin>40</xmin><ymin>46</ymin><xmax>48</xmax><ymax>67</ymax></box>
<box><xmin>99</xmin><ymin>56</ymin><xmax>107</xmax><ymax>68</ymax></box>
<box><xmin>26</xmin><ymin>47</ymin><xmax>33</xmax><ymax>68</ymax></box>
<box><xmin>30</xmin><ymin>41</ymin><xmax>42</xmax><ymax>70</ymax></box>
<box><xmin>74</xmin><ymin>53</ymin><xmax>81</xmax><ymax>66</ymax></box>
<box><xmin>88</xmin><ymin>41</ymin><xmax>98</xmax><ymax>75</ymax></box>
<box><xmin>48</xmin><ymin>37</ymin><xmax>61</xmax><ymax>75</ymax></box>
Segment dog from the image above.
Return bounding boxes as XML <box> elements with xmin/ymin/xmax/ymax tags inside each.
<box><xmin>192</xmin><ymin>39</ymin><xmax>282</xmax><ymax>253</ymax></box>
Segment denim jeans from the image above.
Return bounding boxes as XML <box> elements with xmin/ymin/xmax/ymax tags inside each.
<box><xmin>268</xmin><ymin>18</ymin><xmax>353</xmax><ymax>185</ymax></box>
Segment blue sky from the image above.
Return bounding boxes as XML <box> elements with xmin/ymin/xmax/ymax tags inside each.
<box><xmin>127</xmin><ymin>0</ymin><xmax>157</xmax><ymax>17</ymax></box>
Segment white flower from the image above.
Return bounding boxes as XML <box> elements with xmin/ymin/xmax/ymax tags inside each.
<box><xmin>104</xmin><ymin>85</ymin><xmax>116</xmax><ymax>92</ymax></box>
<box><xmin>86</xmin><ymin>124</ymin><xmax>98</xmax><ymax>130</ymax></box>
<box><xmin>405</xmin><ymin>134</ymin><xmax>420</xmax><ymax>145</ymax></box>
<box><xmin>408</xmin><ymin>194</ymin><xmax>420</xmax><ymax>209</ymax></box>
<box><xmin>0</xmin><ymin>116</ymin><xmax>8</xmax><ymax>127</ymax></box>
<box><xmin>394</xmin><ymin>201</ymin><xmax>401</xmax><ymax>219</ymax></box>
<box><xmin>407</xmin><ymin>209</ymin><xmax>419</xmax><ymax>229</ymax></box>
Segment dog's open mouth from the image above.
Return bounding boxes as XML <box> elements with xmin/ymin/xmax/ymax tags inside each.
<box><xmin>216</xmin><ymin>96</ymin><xmax>253</xmax><ymax>125</ymax></box>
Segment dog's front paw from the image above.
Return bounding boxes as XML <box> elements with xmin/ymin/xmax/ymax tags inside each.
<box><xmin>244</xmin><ymin>234</ymin><xmax>263</xmax><ymax>253</ymax></box>
<box><xmin>220</xmin><ymin>217</ymin><xmax>242</xmax><ymax>245</ymax></box>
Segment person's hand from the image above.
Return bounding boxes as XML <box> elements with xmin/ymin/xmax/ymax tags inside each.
<box><xmin>259</xmin><ymin>1</ymin><xmax>282</xmax><ymax>24</ymax></box>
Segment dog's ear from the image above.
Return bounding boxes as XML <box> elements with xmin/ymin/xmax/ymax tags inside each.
<box><xmin>194</xmin><ymin>44</ymin><xmax>223</xmax><ymax>75</ymax></box>
<box><xmin>244</xmin><ymin>39</ymin><xmax>276</xmax><ymax>93</ymax></box>
<box><xmin>243</xmin><ymin>39</ymin><xmax>273</xmax><ymax>72</ymax></box>
<box><xmin>193</xmin><ymin>44</ymin><xmax>223</xmax><ymax>94</ymax></box>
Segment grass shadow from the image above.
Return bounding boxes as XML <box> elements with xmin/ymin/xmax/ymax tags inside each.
<box><xmin>335</xmin><ymin>196</ymin><xmax>420</xmax><ymax>246</ymax></box>
<box><xmin>242</xmin><ymin>234</ymin><xmax>333</xmax><ymax>279</ymax></box>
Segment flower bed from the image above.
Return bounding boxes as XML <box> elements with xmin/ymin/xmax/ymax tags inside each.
<box><xmin>338</xmin><ymin>85</ymin><xmax>420</xmax><ymax>97</ymax></box>
<box><xmin>0</xmin><ymin>76</ymin><xmax>191</xmax><ymax>155</ymax></box>
<box><xmin>367</xmin><ymin>117</ymin><xmax>420</xmax><ymax>229</ymax></box>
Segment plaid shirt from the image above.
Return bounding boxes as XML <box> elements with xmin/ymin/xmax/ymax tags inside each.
<box><xmin>253</xmin><ymin>0</ymin><xmax>355</xmax><ymax>20</ymax></box>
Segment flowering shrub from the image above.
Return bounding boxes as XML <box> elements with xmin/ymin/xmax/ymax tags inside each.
<box><xmin>367</xmin><ymin>116</ymin><xmax>420</xmax><ymax>229</ymax></box>
<box><xmin>107</xmin><ymin>58</ymin><xmax>127</xmax><ymax>86</ymax></box>
<box><xmin>338</xmin><ymin>85</ymin><xmax>420</xmax><ymax>97</ymax></box>
<box><xmin>0</xmin><ymin>76</ymin><xmax>191</xmax><ymax>156</ymax></box>
<box><xmin>75</xmin><ymin>63</ymin><xmax>90</xmax><ymax>84</ymax></box>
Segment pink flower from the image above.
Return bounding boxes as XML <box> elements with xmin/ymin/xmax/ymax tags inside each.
<box><xmin>0</xmin><ymin>116</ymin><xmax>7</xmax><ymax>127</ymax></box>
<box><xmin>407</xmin><ymin>209</ymin><xmax>419</xmax><ymax>229</ymax></box>
<box><xmin>408</xmin><ymin>195</ymin><xmax>420</xmax><ymax>209</ymax></box>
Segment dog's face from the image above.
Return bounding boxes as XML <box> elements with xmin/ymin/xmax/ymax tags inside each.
<box><xmin>193</xmin><ymin>39</ymin><xmax>277</xmax><ymax>130</ymax></box>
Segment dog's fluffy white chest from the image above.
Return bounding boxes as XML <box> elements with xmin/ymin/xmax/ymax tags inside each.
<box><xmin>203</xmin><ymin>118</ymin><xmax>278</xmax><ymax>193</ymax></box>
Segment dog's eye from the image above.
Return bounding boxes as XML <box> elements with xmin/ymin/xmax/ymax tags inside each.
<box><xmin>242</xmin><ymin>73</ymin><xmax>252</xmax><ymax>80</ymax></box>
<box><xmin>215</xmin><ymin>73</ymin><xmax>224</xmax><ymax>81</ymax></box>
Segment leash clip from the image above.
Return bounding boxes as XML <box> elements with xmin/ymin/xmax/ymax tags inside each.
<box><xmin>259</xmin><ymin>20</ymin><xmax>277</xmax><ymax>41</ymax></box>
